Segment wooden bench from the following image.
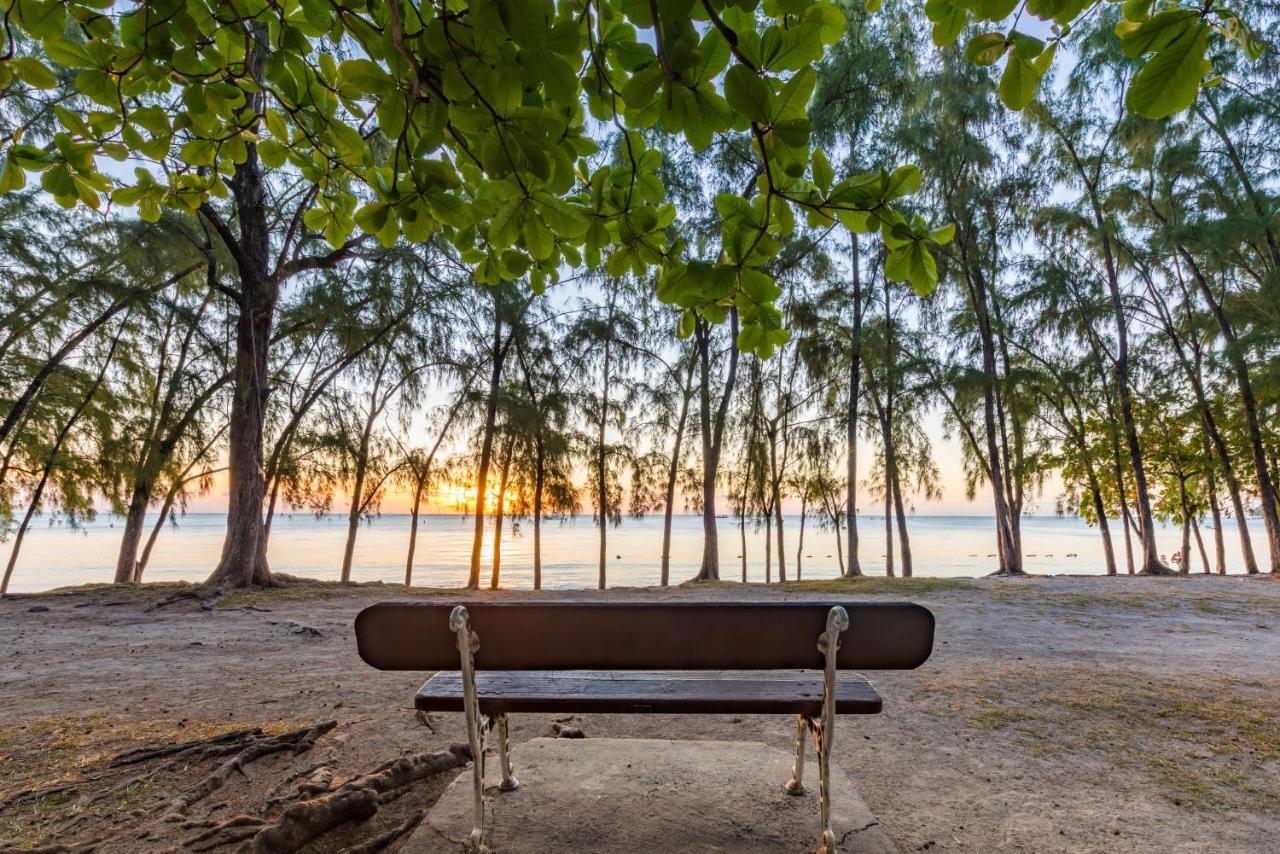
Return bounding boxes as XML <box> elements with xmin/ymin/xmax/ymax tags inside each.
<box><xmin>355</xmin><ymin>601</ymin><xmax>934</xmax><ymax>853</ymax></box>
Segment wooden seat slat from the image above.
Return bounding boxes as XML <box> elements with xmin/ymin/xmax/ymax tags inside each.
<box><xmin>415</xmin><ymin>670</ymin><xmax>883</xmax><ymax>715</ymax></box>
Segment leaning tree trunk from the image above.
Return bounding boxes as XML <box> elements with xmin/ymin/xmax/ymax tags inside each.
<box><xmin>404</xmin><ymin>474</ymin><xmax>426</xmax><ymax>586</ymax></box>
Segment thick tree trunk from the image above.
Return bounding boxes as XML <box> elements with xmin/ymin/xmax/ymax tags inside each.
<box><xmin>694</xmin><ymin>311</ymin><xmax>739</xmax><ymax>582</ymax></box>
<box><xmin>205</xmin><ymin>138</ymin><xmax>278</xmax><ymax>588</ymax></box>
<box><xmin>114</xmin><ymin>483</ymin><xmax>152</xmax><ymax>583</ymax></box>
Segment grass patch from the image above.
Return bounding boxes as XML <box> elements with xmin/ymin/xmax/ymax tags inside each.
<box><xmin>939</xmin><ymin>666</ymin><xmax>1280</xmax><ymax>812</ymax></box>
<box><xmin>759</xmin><ymin>576</ymin><xmax>976</xmax><ymax>595</ymax></box>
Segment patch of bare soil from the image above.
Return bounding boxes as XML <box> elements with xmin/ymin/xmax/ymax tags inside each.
<box><xmin>0</xmin><ymin>574</ymin><xmax>1277</xmax><ymax>852</ymax></box>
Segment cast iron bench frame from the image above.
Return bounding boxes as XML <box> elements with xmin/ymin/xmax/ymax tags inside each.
<box><xmin>355</xmin><ymin>601</ymin><xmax>934</xmax><ymax>853</ymax></box>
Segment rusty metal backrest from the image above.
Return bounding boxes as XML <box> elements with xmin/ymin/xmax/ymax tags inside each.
<box><xmin>355</xmin><ymin>602</ymin><xmax>934</xmax><ymax>671</ymax></box>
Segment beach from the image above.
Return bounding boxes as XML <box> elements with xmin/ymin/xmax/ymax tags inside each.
<box><xmin>1</xmin><ymin>574</ymin><xmax>1277</xmax><ymax>852</ymax></box>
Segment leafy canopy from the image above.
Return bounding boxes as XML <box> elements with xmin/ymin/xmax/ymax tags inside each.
<box><xmin>0</xmin><ymin>0</ymin><xmax>956</xmax><ymax>359</ymax></box>
<box><xmin>935</xmin><ymin>0</ymin><xmax>1265</xmax><ymax>117</ymax></box>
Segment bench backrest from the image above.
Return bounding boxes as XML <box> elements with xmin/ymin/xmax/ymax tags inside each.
<box><xmin>355</xmin><ymin>602</ymin><xmax>933</xmax><ymax>671</ymax></box>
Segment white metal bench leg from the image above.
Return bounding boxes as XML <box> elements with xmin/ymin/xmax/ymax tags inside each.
<box><xmin>785</xmin><ymin>714</ymin><xmax>808</xmax><ymax>795</ymax></box>
<box><xmin>495</xmin><ymin>713</ymin><xmax>519</xmax><ymax>791</ymax></box>
<box><xmin>815</xmin><ymin>605</ymin><xmax>850</xmax><ymax>854</ymax></box>
<box><xmin>451</xmin><ymin>606</ymin><xmax>489</xmax><ymax>853</ymax></box>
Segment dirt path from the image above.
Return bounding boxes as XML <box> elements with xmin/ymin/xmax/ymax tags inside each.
<box><xmin>1</xmin><ymin>575</ymin><xmax>1277</xmax><ymax>852</ymax></box>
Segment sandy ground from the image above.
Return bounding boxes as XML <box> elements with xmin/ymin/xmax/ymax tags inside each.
<box><xmin>0</xmin><ymin>574</ymin><xmax>1277</xmax><ymax>853</ymax></box>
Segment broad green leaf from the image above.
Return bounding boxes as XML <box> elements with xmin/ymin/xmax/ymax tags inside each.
<box><xmin>1126</xmin><ymin>24</ymin><xmax>1210</xmax><ymax>119</ymax></box>
<box><xmin>999</xmin><ymin>55</ymin><xmax>1043</xmax><ymax>110</ymax></box>
<box><xmin>724</xmin><ymin>65</ymin><xmax>772</xmax><ymax>124</ymax></box>
<box><xmin>965</xmin><ymin>32</ymin><xmax>1009</xmax><ymax>66</ymax></box>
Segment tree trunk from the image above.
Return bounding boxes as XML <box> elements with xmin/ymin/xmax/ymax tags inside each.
<box><xmin>846</xmin><ymin>233</ymin><xmax>863</xmax><ymax>576</ymax></box>
<box><xmin>205</xmin><ymin>139</ymin><xmax>278</xmax><ymax>588</ymax></box>
<box><xmin>1084</xmin><ymin>452</ymin><xmax>1117</xmax><ymax>577</ymax></box>
<box><xmin>795</xmin><ymin>493</ymin><xmax>806</xmax><ymax>580</ymax></box>
<box><xmin>597</xmin><ymin>334</ymin><xmax>610</xmax><ymax>591</ymax></box>
<box><xmin>892</xmin><ymin>459</ymin><xmax>912</xmax><ymax>578</ymax></box>
<box><xmin>1178</xmin><ymin>246</ymin><xmax>1279</xmax><ymax>573</ymax></box>
<box><xmin>533</xmin><ymin>438</ymin><xmax>544</xmax><ymax>590</ymax></box>
<box><xmin>404</xmin><ymin>474</ymin><xmax>426</xmax><ymax>586</ymax></box>
<box><xmin>694</xmin><ymin>311</ymin><xmax>739</xmax><ymax>581</ymax></box>
<box><xmin>768</xmin><ymin>425</ymin><xmax>786</xmax><ymax>582</ymax></box>
<box><xmin>468</xmin><ymin>298</ymin><xmax>505</xmax><ymax>590</ymax></box>
<box><xmin>660</xmin><ymin>361</ymin><xmax>693</xmax><ymax>586</ymax></box>
<box><xmin>3</xmin><ymin>328</ymin><xmax>121</xmax><ymax>595</ymax></box>
<box><xmin>491</xmin><ymin>437</ymin><xmax>512</xmax><ymax>590</ymax></box>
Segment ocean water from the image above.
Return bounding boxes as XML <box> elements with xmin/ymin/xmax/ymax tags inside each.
<box><xmin>2</xmin><ymin>512</ymin><xmax>1255</xmax><ymax>593</ymax></box>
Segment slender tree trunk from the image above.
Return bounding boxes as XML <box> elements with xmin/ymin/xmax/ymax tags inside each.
<box><xmin>960</xmin><ymin>262</ymin><xmax>1022</xmax><ymax>575</ymax></box>
<box><xmin>1096</xmin><ymin>230</ymin><xmax>1168</xmax><ymax>575</ymax></box>
<box><xmin>533</xmin><ymin>439</ymin><xmax>544</xmax><ymax>590</ymax></box>
<box><xmin>694</xmin><ymin>311</ymin><xmax>739</xmax><ymax>581</ymax></box>
<box><xmin>491</xmin><ymin>438</ymin><xmax>512</xmax><ymax>590</ymax></box>
<box><xmin>768</xmin><ymin>426</ymin><xmax>786</xmax><ymax>582</ymax></box>
<box><xmin>597</xmin><ymin>334</ymin><xmax>611</xmax><ymax>591</ymax></box>
<box><xmin>3</xmin><ymin>328</ymin><xmax>121</xmax><ymax>595</ymax></box>
<box><xmin>468</xmin><ymin>299</ymin><xmax>505</xmax><ymax>590</ymax></box>
<box><xmin>1178</xmin><ymin>247</ymin><xmax>1279</xmax><ymax>572</ymax></box>
<box><xmin>341</xmin><ymin>410</ymin><xmax>379</xmax><ymax>583</ymax></box>
<box><xmin>660</xmin><ymin>362</ymin><xmax>693</xmax><ymax>586</ymax></box>
<box><xmin>404</xmin><ymin>474</ymin><xmax>426</xmax><ymax>586</ymax></box>
<box><xmin>892</xmin><ymin>461</ymin><xmax>912</xmax><ymax>578</ymax></box>
<box><xmin>1191</xmin><ymin>514</ymin><xmax>1211</xmax><ymax>574</ymax></box>
<box><xmin>1205</xmin><ymin>468</ymin><xmax>1226</xmax><ymax>575</ymax></box>
<box><xmin>763</xmin><ymin>505</ymin><xmax>772</xmax><ymax>584</ymax></box>
<box><xmin>1084</xmin><ymin>453</ymin><xmax>1117</xmax><ymax>577</ymax></box>
<box><xmin>795</xmin><ymin>493</ymin><xmax>806</xmax><ymax>580</ymax></box>
<box><xmin>846</xmin><ymin>234</ymin><xmax>863</xmax><ymax>576</ymax></box>
<box><xmin>1177</xmin><ymin>475</ymin><xmax>1192</xmax><ymax>574</ymax></box>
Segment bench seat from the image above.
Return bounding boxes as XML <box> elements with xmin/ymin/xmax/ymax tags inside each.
<box><xmin>416</xmin><ymin>670</ymin><xmax>883</xmax><ymax>716</ymax></box>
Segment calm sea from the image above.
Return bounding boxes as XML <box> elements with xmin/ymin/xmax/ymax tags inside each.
<box><xmin>2</xmin><ymin>512</ymin><xmax>1255</xmax><ymax>593</ymax></box>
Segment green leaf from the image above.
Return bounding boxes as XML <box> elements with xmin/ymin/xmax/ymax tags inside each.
<box><xmin>811</xmin><ymin>149</ymin><xmax>833</xmax><ymax>194</ymax></box>
<box><xmin>724</xmin><ymin>65</ymin><xmax>772</xmax><ymax>124</ymax></box>
<box><xmin>1126</xmin><ymin>24</ymin><xmax>1210</xmax><ymax>119</ymax></box>
<box><xmin>337</xmin><ymin>59</ymin><xmax>395</xmax><ymax>96</ymax></box>
<box><xmin>11</xmin><ymin>57</ymin><xmax>58</xmax><ymax>89</ymax></box>
<box><xmin>1117</xmin><ymin>9</ymin><xmax>1197</xmax><ymax>59</ymax></box>
<box><xmin>965</xmin><ymin>32</ymin><xmax>1009</xmax><ymax>66</ymax></box>
<box><xmin>999</xmin><ymin>55</ymin><xmax>1042</xmax><ymax>110</ymax></box>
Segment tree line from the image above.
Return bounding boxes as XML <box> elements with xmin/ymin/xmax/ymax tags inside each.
<box><xmin>0</xmin><ymin>1</ymin><xmax>1274</xmax><ymax>593</ymax></box>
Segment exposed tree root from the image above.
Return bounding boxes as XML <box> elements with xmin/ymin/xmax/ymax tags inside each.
<box><xmin>169</xmin><ymin>721</ymin><xmax>337</xmax><ymax>814</ymax></box>
<box><xmin>337</xmin><ymin>810</ymin><xmax>427</xmax><ymax>854</ymax></box>
<box><xmin>228</xmin><ymin>745</ymin><xmax>470</xmax><ymax>853</ymax></box>
<box><xmin>110</xmin><ymin>728</ymin><xmax>265</xmax><ymax>767</ymax></box>
<box><xmin>144</xmin><ymin>587</ymin><xmax>222</xmax><ymax>613</ymax></box>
